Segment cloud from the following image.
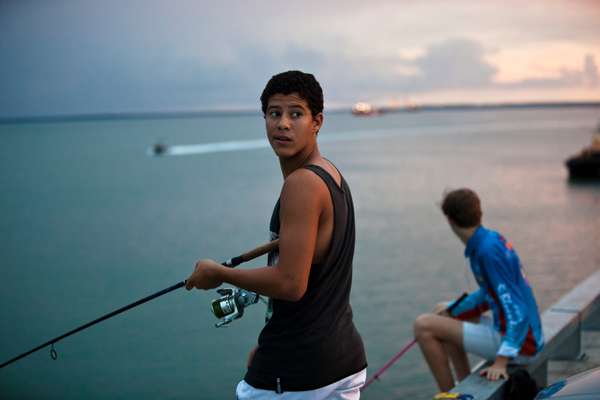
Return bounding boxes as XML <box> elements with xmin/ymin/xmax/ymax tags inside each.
<box><xmin>498</xmin><ymin>54</ymin><xmax>599</xmax><ymax>89</ymax></box>
<box><xmin>312</xmin><ymin>38</ymin><xmax>498</xmax><ymax>100</ymax></box>
<box><xmin>406</xmin><ymin>38</ymin><xmax>498</xmax><ymax>90</ymax></box>
<box><xmin>1</xmin><ymin>0</ymin><xmax>599</xmax><ymax>117</ymax></box>
<box><xmin>330</xmin><ymin>39</ymin><xmax>599</xmax><ymax>101</ymax></box>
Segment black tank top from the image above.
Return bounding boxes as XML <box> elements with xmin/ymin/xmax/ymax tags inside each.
<box><xmin>244</xmin><ymin>164</ymin><xmax>367</xmax><ymax>392</ymax></box>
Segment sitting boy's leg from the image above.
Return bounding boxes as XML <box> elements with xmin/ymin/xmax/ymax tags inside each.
<box><xmin>431</xmin><ymin>301</ymin><xmax>471</xmax><ymax>380</ymax></box>
<box><xmin>461</xmin><ymin>316</ymin><xmax>502</xmax><ymax>361</ymax></box>
<box><xmin>445</xmin><ymin>340</ymin><xmax>470</xmax><ymax>381</ymax></box>
<box><xmin>414</xmin><ymin>313</ymin><xmax>465</xmax><ymax>392</ymax></box>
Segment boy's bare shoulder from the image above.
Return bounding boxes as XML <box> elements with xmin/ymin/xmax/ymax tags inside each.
<box><xmin>280</xmin><ymin>168</ymin><xmax>328</xmax><ymax>203</ymax></box>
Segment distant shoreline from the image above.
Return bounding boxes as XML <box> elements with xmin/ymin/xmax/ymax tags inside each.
<box><xmin>1</xmin><ymin>101</ymin><xmax>599</xmax><ymax>125</ymax></box>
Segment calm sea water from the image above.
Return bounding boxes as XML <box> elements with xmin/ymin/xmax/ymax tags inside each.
<box><xmin>1</xmin><ymin>107</ymin><xmax>599</xmax><ymax>399</ymax></box>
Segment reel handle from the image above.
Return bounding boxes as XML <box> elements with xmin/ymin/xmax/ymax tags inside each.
<box><xmin>224</xmin><ymin>239</ymin><xmax>279</xmax><ymax>267</ymax></box>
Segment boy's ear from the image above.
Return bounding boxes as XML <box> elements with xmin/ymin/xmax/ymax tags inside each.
<box><xmin>313</xmin><ymin>112</ymin><xmax>324</xmax><ymax>134</ymax></box>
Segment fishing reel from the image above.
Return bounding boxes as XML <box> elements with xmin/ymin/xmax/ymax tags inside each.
<box><xmin>210</xmin><ymin>287</ymin><xmax>262</xmax><ymax>327</ymax></box>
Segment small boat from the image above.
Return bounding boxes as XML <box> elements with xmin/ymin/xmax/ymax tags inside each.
<box><xmin>153</xmin><ymin>142</ymin><xmax>168</xmax><ymax>156</ymax></box>
<box><xmin>352</xmin><ymin>102</ymin><xmax>379</xmax><ymax>116</ymax></box>
<box><xmin>565</xmin><ymin>131</ymin><xmax>600</xmax><ymax>179</ymax></box>
<box><xmin>566</xmin><ymin>149</ymin><xmax>600</xmax><ymax>179</ymax></box>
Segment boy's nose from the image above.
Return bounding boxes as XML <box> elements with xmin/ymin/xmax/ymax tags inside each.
<box><xmin>278</xmin><ymin>114</ymin><xmax>291</xmax><ymax>130</ymax></box>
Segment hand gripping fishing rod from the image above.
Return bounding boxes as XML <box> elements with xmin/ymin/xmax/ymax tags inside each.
<box><xmin>361</xmin><ymin>292</ymin><xmax>469</xmax><ymax>391</ymax></box>
<box><xmin>0</xmin><ymin>239</ymin><xmax>279</xmax><ymax>370</ymax></box>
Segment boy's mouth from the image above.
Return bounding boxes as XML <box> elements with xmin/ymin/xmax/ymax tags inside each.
<box><xmin>273</xmin><ymin>135</ymin><xmax>292</xmax><ymax>143</ymax></box>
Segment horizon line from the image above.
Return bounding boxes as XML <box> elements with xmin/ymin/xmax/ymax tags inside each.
<box><xmin>1</xmin><ymin>100</ymin><xmax>600</xmax><ymax>125</ymax></box>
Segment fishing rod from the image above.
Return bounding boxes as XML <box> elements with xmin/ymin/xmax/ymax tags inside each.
<box><xmin>0</xmin><ymin>239</ymin><xmax>279</xmax><ymax>370</ymax></box>
<box><xmin>361</xmin><ymin>292</ymin><xmax>469</xmax><ymax>391</ymax></box>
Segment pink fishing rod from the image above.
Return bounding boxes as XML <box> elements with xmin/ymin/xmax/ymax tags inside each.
<box><xmin>361</xmin><ymin>292</ymin><xmax>468</xmax><ymax>391</ymax></box>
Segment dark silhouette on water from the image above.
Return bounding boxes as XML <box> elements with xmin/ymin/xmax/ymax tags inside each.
<box><xmin>565</xmin><ymin>127</ymin><xmax>600</xmax><ymax>180</ymax></box>
<box><xmin>566</xmin><ymin>151</ymin><xmax>600</xmax><ymax>179</ymax></box>
<box><xmin>153</xmin><ymin>142</ymin><xmax>168</xmax><ymax>156</ymax></box>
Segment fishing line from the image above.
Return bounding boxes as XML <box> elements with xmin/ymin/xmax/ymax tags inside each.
<box><xmin>0</xmin><ymin>239</ymin><xmax>278</xmax><ymax>370</ymax></box>
<box><xmin>361</xmin><ymin>292</ymin><xmax>469</xmax><ymax>391</ymax></box>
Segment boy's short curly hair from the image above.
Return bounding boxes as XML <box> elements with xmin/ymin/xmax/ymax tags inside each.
<box><xmin>260</xmin><ymin>71</ymin><xmax>323</xmax><ymax>117</ymax></box>
<box><xmin>441</xmin><ymin>188</ymin><xmax>482</xmax><ymax>228</ymax></box>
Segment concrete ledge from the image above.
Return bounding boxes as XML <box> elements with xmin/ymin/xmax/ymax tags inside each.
<box><xmin>550</xmin><ymin>270</ymin><xmax>600</xmax><ymax>330</ymax></box>
<box><xmin>449</xmin><ymin>363</ymin><xmax>504</xmax><ymax>400</ymax></box>
<box><xmin>537</xmin><ymin>310</ymin><xmax>580</xmax><ymax>362</ymax></box>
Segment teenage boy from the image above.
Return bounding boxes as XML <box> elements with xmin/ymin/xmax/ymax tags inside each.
<box><xmin>413</xmin><ymin>188</ymin><xmax>544</xmax><ymax>393</ymax></box>
<box><xmin>186</xmin><ymin>71</ymin><xmax>367</xmax><ymax>399</ymax></box>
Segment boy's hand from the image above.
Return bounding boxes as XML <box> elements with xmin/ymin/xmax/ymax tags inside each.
<box><xmin>433</xmin><ymin>302</ymin><xmax>450</xmax><ymax>316</ymax></box>
<box><xmin>185</xmin><ymin>259</ymin><xmax>223</xmax><ymax>290</ymax></box>
<box><xmin>479</xmin><ymin>356</ymin><xmax>509</xmax><ymax>381</ymax></box>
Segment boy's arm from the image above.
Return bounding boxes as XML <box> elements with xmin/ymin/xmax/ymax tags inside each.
<box><xmin>186</xmin><ymin>169</ymin><xmax>325</xmax><ymax>302</ymax></box>
<box><xmin>448</xmin><ymin>288</ymin><xmax>489</xmax><ymax>320</ymax></box>
<box><xmin>480</xmin><ymin>252</ymin><xmax>530</xmax><ymax>381</ymax></box>
<box><xmin>483</xmin><ymin>253</ymin><xmax>530</xmax><ymax>359</ymax></box>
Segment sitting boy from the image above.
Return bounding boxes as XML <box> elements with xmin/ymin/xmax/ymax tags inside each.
<box><xmin>414</xmin><ymin>188</ymin><xmax>544</xmax><ymax>392</ymax></box>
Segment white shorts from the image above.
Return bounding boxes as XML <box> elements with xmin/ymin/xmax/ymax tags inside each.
<box><xmin>235</xmin><ymin>369</ymin><xmax>367</xmax><ymax>400</ymax></box>
<box><xmin>462</xmin><ymin>316</ymin><xmax>531</xmax><ymax>364</ymax></box>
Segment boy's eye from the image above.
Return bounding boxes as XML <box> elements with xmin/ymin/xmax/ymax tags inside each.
<box><xmin>269</xmin><ymin>111</ymin><xmax>281</xmax><ymax>118</ymax></box>
<box><xmin>291</xmin><ymin>111</ymin><xmax>302</xmax><ymax>118</ymax></box>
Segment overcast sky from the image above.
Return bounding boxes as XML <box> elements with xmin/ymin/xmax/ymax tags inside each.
<box><xmin>1</xmin><ymin>0</ymin><xmax>599</xmax><ymax>118</ymax></box>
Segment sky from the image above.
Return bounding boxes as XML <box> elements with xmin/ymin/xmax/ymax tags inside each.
<box><xmin>1</xmin><ymin>0</ymin><xmax>599</xmax><ymax>118</ymax></box>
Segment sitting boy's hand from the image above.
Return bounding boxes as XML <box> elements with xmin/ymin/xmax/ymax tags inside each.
<box><xmin>479</xmin><ymin>356</ymin><xmax>509</xmax><ymax>381</ymax></box>
<box><xmin>433</xmin><ymin>302</ymin><xmax>450</xmax><ymax>316</ymax></box>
